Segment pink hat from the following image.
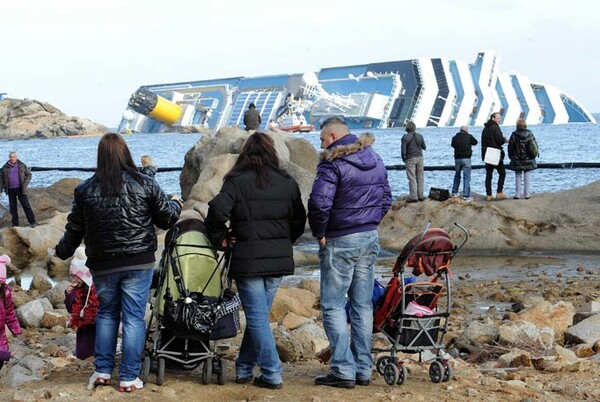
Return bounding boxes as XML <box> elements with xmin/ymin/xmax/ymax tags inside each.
<box><xmin>69</xmin><ymin>258</ymin><xmax>92</xmax><ymax>287</ymax></box>
<box><xmin>0</xmin><ymin>254</ymin><xmax>11</xmax><ymax>284</ymax></box>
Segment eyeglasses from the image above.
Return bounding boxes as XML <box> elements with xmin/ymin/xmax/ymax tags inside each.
<box><xmin>320</xmin><ymin>116</ymin><xmax>347</xmax><ymax>130</ymax></box>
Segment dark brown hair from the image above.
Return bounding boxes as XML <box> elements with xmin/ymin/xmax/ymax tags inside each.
<box><xmin>225</xmin><ymin>132</ymin><xmax>289</xmax><ymax>188</ymax></box>
<box><xmin>95</xmin><ymin>133</ymin><xmax>143</xmax><ymax>195</ymax></box>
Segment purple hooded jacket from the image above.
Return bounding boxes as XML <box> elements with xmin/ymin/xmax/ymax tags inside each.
<box><xmin>308</xmin><ymin>133</ymin><xmax>392</xmax><ymax>239</ymax></box>
<box><xmin>0</xmin><ymin>284</ymin><xmax>22</xmax><ymax>353</ymax></box>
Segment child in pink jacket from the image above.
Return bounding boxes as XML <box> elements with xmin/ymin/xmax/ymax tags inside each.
<box><xmin>0</xmin><ymin>254</ymin><xmax>22</xmax><ymax>370</ymax></box>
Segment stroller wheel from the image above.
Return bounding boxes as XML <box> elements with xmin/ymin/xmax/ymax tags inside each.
<box><xmin>376</xmin><ymin>356</ymin><xmax>391</xmax><ymax>375</ymax></box>
<box><xmin>141</xmin><ymin>353</ymin><xmax>151</xmax><ymax>383</ymax></box>
<box><xmin>216</xmin><ymin>359</ymin><xmax>226</xmax><ymax>385</ymax></box>
<box><xmin>383</xmin><ymin>363</ymin><xmax>400</xmax><ymax>386</ymax></box>
<box><xmin>397</xmin><ymin>363</ymin><xmax>408</xmax><ymax>385</ymax></box>
<box><xmin>429</xmin><ymin>361</ymin><xmax>444</xmax><ymax>383</ymax></box>
<box><xmin>156</xmin><ymin>358</ymin><xmax>166</xmax><ymax>386</ymax></box>
<box><xmin>202</xmin><ymin>357</ymin><xmax>213</xmax><ymax>385</ymax></box>
<box><xmin>442</xmin><ymin>361</ymin><xmax>452</xmax><ymax>382</ymax></box>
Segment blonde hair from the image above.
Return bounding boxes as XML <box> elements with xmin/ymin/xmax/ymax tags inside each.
<box><xmin>141</xmin><ymin>155</ymin><xmax>153</xmax><ymax>167</ymax></box>
<box><xmin>516</xmin><ymin>119</ymin><xmax>527</xmax><ymax>130</ymax></box>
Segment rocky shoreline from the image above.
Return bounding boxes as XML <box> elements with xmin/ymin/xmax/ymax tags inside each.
<box><xmin>0</xmin><ymin>128</ymin><xmax>599</xmax><ymax>401</ymax></box>
<box><xmin>0</xmin><ymin>98</ymin><xmax>107</xmax><ymax>139</ymax></box>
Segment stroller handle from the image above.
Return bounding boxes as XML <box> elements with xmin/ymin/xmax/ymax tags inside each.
<box><xmin>452</xmin><ymin>222</ymin><xmax>469</xmax><ymax>253</ymax></box>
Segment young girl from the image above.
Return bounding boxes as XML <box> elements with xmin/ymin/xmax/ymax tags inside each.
<box><xmin>0</xmin><ymin>254</ymin><xmax>21</xmax><ymax>370</ymax></box>
<box><xmin>64</xmin><ymin>257</ymin><xmax>99</xmax><ymax>360</ymax></box>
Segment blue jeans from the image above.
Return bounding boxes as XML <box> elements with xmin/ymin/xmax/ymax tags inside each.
<box><xmin>93</xmin><ymin>268</ymin><xmax>153</xmax><ymax>381</ymax></box>
<box><xmin>235</xmin><ymin>276</ymin><xmax>283</xmax><ymax>384</ymax></box>
<box><xmin>319</xmin><ymin>230</ymin><xmax>380</xmax><ymax>381</ymax></box>
<box><xmin>451</xmin><ymin>158</ymin><xmax>472</xmax><ymax>198</ymax></box>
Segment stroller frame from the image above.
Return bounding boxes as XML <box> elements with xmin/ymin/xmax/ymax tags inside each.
<box><xmin>373</xmin><ymin>222</ymin><xmax>469</xmax><ymax>386</ymax></box>
<box><xmin>142</xmin><ymin>219</ymin><xmax>234</xmax><ymax>386</ymax></box>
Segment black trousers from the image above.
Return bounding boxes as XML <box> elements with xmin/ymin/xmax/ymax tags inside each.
<box><xmin>7</xmin><ymin>187</ymin><xmax>36</xmax><ymax>226</ymax></box>
<box><xmin>485</xmin><ymin>162</ymin><xmax>506</xmax><ymax>196</ymax></box>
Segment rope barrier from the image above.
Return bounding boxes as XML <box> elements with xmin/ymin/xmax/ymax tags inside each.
<box><xmin>29</xmin><ymin>163</ymin><xmax>600</xmax><ymax>173</ymax></box>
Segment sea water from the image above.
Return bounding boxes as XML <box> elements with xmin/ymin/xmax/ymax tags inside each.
<box><xmin>0</xmin><ymin>123</ymin><xmax>599</xmax><ymax>200</ymax></box>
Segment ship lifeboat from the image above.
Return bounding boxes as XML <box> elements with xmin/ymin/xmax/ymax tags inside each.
<box><xmin>277</xmin><ymin>116</ymin><xmax>315</xmax><ymax>133</ymax></box>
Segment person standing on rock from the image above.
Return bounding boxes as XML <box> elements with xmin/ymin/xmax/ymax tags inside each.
<box><xmin>508</xmin><ymin>119</ymin><xmax>539</xmax><ymax>199</ymax></box>
<box><xmin>451</xmin><ymin>126</ymin><xmax>478</xmax><ymax>201</ymax></box>
<box><xmin>0</xmin><ymin>151</ymin><xmax>37</xmax><ymax>228</ymax></box>
<box><xmin>401</xmin><ymin>121</ymin><xmax>427</xmax><ymax>202</ymax></box>
<box><xmin>54</xmin><ymin>133</ymin><xmax>182</xmax><ymax>392</ymax></box>
<box><xmin>206</xmin><ymin>132</ymin><xmax>306</xmax><ymax>390</ymax></box>
<box><xmin>243</xmin><ymin>102</ymin><xmax>262</xmax><ymax>131</ymax></box>
<box><xmin>481</xmin><ymin>112</ymin><xmax>508</xmax><ymax>201</ymax></box>
<box><xmin>308</xmin><ymin>117</ymin><xmax>391</xmax><ymax>388</ymax></box>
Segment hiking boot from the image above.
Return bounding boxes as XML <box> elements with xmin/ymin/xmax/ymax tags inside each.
<box><xmin>315</xmin><ymin>374</ymin><xmax>355</xmax><ymax>389</ymax></box>
<box><xmin>485</xmin><ymin>195</ymin><xmax>493</xmax><ymax>202</ymax></box>
<box><xmin>119</xmin><ymin>377</ymin><xmax>143</xmax><ymax>392</ymax></box>
<box><xmin>87</xmin><ymin>372</ymin><xmax>112</xmax><ymax>390</ymax></box>
<box><xmin>356</xmin><ymin>376</ymin><xmax>371</xmax><ymax>386</ymax></box>
<box><xmin>235</xmin><ymin>376</ymin><xmax>253</xmax><ymax>384</ymax></box>
<box><xmin>253</xmin><ymin>376</ymin><xmax>282</xmax><ymax>389</ymax></box>
<box><xmin>496</xmin><ymin>192</ymin><xmax>507</xmax><ymax>200</ymax></box>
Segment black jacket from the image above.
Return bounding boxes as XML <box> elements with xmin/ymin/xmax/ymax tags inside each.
<box><xmin>451</xmin><ymin>130</ymin><xmax>478</xmax><ymax>159</ymax></box>
<box><xmin>508</xmin><ymin>129</ymin><xmax>538</xmax><ymax>171</ymax></box>
<box><xmin>206</xmin><ymin>169</ymin><xmax>306</xmax><ymax>278</ymax></box>
<box><xmin>243</xmin><ymin>108</ymin><xmax>262</xmax><ymax>131</ymax></box>
<box><xmin>55</xmin><ymin>172</ymin><xmax>182</xmax><ymax>272</ymax></box>
<box><xmin>139</xmin><ymin>166</ymin><xmax>157</xmax><ymax>177</ymax></box>
<box><xmin>481</xmin><ymin>119</ymin><xmax>506</xmax><ymax>161</ymax></box>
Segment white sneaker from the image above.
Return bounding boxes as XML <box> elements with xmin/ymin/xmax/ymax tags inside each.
<box><xmin>87</xmin><ymin>372</ymin><xmax>112</xmax><ymax>390</ymax></box>
<box><xmin>119</xmin><ymin>377</ymin><xmax>144</xmax><ymax>392</ymax></box>
<box><xmin>463</xmin><ymin>197</ymin><xmax>472</xmax><ymax>202</ymax></box>
<box><xmin>451</xmin><ymin>193</ymin><xmax>460</xmax><ymax>198</ymax></box>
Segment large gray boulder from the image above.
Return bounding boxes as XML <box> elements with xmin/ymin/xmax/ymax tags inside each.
<box><xmin>16</xmin><ymin>298</ymin><xmax>54</xmax><ymax>328</ymax></box>
<box><xmin>564</xmin><ymin>314</ymin><xmax>600</xmax><ymax>345</ymax></box>
<box><xmin>180</xmin><ymin>127</ymin><xmax>317</xmax><ymax>205</ymax></box>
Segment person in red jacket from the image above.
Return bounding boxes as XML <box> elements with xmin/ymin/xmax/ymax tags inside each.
<box><xmin>0</xmin><ymin>254</ymin><xmax>22</xmax><ymax>370</ymax></box>
<box><xmin>64</xmin><ymin>256</ymin><xmax>99</xmax><ymax>360</ymax></box>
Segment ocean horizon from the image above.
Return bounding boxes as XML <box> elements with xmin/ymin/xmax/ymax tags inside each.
<box><xmin>1</xmin><ymin>123</ymin><xmax>599</xmax><ymax>201</ymax></box>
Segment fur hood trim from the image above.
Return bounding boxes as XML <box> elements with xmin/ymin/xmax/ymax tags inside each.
<box><xmin>320</xmin><ymin>133</ymin><xmax>375</xmax><ymax>161</ymax></box>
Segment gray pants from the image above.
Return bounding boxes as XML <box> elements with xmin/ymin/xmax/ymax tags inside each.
<box><xmin>405</xmin><ymin>156</ymin><xmax>425</xmax><ymax>200</ymax></box>
<box><xmin>515</xmin><ymin>170</ymin><xmax>531</xmax><ymax>198</ymax></box>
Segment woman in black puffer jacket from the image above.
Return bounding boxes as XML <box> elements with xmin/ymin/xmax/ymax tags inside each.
<box><xmin>55</xmin><ymin>133</ymin><xmax>182</xmax><ymax>392</ymax></box>
<box><xmin>206</xmin><ymin>132</ymin><xmax>306</xmax><ymax>389</ymax></box>
<box><xmin>508</xmin><ymin>119</ymin><xmax>539</xmax><ymax>199</ymax></box>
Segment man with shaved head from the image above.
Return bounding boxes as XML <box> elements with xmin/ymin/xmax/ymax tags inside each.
<box><xmin>308</xmin><ymin>117</ymin><xmax>391</xmax><ymax>388</ymax></box>
<box><xmin>451</xmin><ymin>126</ymin><xmax>478</xmax><ymax>201</ymax></box>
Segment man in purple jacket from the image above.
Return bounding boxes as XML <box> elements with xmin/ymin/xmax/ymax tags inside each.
<box><xmin>308</xmin><ymin>117</ymin><xmax>392</xmax><ymax>388</ymax></box>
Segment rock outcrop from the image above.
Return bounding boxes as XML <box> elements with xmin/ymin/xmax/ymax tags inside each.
<box><xmin>0</xmin><ymin>98</ymin><xmax>108</xmax><ymax>139</ymax></box>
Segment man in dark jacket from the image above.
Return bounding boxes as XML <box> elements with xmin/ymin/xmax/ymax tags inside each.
<box><xmin>243</xmin><ymin>103</ymin><xmax>261</xmax><ymax>131</ymax></box>
<box><xmin>0</xmin><ymin>152</ymin><xmax>36</xmax><ymax>227</ymax></box>
<box><xmin>308</xmin><ymin>117</ymin><xmax>391</xmax><ymax>388</ymax></box>
<box><xmin>481</xmin><ymin>112</ymin><xmax>508</xmax><ymax>201</ymax></box>
<box><xmin>451</xmin><ymin>126</ymin><xmax>478</xmax><ymax>201</ymax></box>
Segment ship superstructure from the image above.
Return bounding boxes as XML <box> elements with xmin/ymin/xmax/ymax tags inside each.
<box><xmin>118</xmin><ymin>51</ymin><xmax>596</xmax><ymax>133</ymax></box>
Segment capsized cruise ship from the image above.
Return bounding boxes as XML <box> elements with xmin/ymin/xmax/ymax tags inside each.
<box><xmin>118</xmin><ymin>51</ymin><xmax>596</xmax><ymax>133</ymax></box>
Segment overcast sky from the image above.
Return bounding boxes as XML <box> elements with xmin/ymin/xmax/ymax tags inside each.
<box><xmin>2</xmin><ymin>0</ymin><xmax>599</xmax><ymax>127</ymax></box>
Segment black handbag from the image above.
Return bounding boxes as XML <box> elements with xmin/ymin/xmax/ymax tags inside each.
<box><xmin>428</xmin><ymin>187</ymin><xmax>449</xmax><ymax>201</ymax></box>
